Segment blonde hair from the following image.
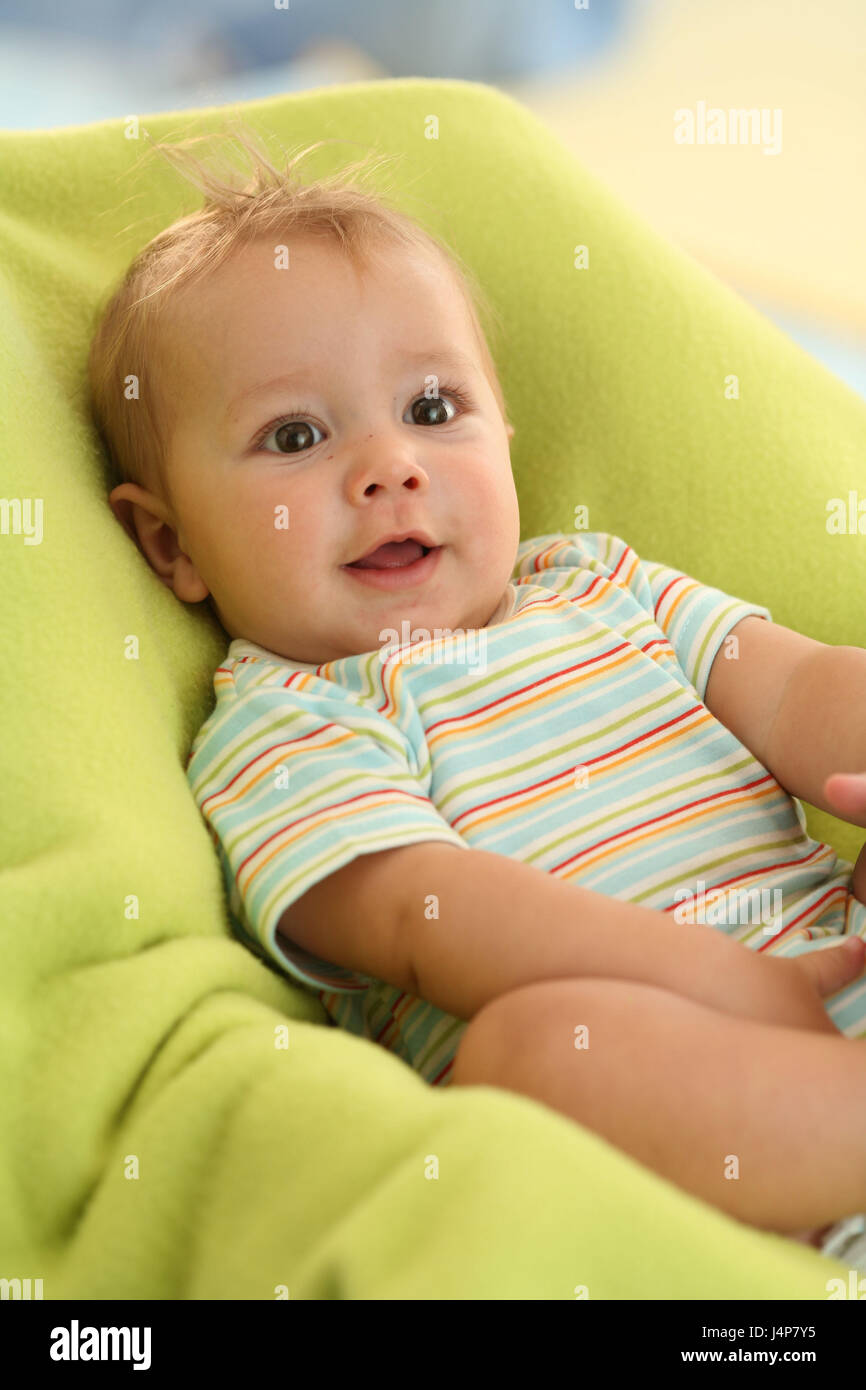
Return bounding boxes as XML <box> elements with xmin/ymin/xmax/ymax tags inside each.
<box><xmin>87</xmin><ymin>118</ymin><xmax>510</xmax><ymax>495</ymax></box>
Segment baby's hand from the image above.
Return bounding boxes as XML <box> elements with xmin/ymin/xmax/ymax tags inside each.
<box><xmin>712</xmin><ymin>933</ymin><xmax>865</xmax><ymax>1034</ymax></box>
<box><xmin>784</xmin><ymin>936</ymin><xmax>866</xmax><ymax>1033</ymax></box>
<box><xmin>823</xmin><ymin>772</ymin><xmax>866</xmax><ymax>905</ymax></box>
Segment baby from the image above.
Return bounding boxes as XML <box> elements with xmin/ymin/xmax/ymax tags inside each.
<box><xmin>90</xmin><ymin>127</ymin><xmax>866</xmax><ymax>1268</ymax></box>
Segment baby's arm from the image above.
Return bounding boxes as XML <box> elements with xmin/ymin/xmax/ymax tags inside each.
<box><xmin>279</xmin><ymin>842</ymin><xmax>849</xmax><ymax>1030</ymax></box>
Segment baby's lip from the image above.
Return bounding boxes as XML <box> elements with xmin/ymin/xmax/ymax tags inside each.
<box><xmin>345</xmin><ymin>529</ymin><xmax>438</xmax><ymax>565</ymax></box>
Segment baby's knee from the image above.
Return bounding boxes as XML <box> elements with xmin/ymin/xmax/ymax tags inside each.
<box><xmin>450</xmin><ymin>977</ymin><xmax>641</xmax><ymax>1087</ymax></box>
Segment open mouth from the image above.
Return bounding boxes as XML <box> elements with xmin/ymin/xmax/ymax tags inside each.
<box><xmin>346</xmin><ymin>538</ymin><xmax>435</xmax><ymax>570</ymax></box>
<box><xmin>343</xmin><ymin>541</ymin><xmax>443</xmax><ymax>588</ymax></box>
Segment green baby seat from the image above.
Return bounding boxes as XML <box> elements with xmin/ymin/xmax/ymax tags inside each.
<box><xmin>2</xmin><ymin>78</ymin><xmax>864</xmax><ymax>1299</ymax></box>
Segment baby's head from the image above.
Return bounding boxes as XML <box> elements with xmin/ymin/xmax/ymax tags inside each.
<box><xmin>89</xmin><ymin>125</ymin><xmax>520</xmax><ymax>664</ymax></box>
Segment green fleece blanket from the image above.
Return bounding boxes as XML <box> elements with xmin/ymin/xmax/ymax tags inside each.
<box><xmin>2</xmin><ymin>79</ymin><xmax>864</xmax><ymax>1300</ymax></box>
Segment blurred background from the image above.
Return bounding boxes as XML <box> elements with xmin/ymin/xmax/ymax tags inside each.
<box><xmin>1</xmin><ymin>0</ymin><xmax>863</xmax><ymax>397</ymax></box>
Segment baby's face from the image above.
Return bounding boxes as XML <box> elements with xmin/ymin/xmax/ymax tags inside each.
<box><xmin>111</xmin><ymin>234</ymin><xmax>520</xmax><ymax>663</ymax></box>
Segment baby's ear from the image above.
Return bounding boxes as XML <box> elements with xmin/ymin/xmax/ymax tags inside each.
<box><xmin>107</xmin><ymin>482</ymin><xmax>150</xmax><ymax>547</ymax></box>
<box><xmin>506</xmin><ymin>422</ymin><xmax>515</xmax><ymax>440</ymax></box>
<box><xmin>106</xmin><ymin>482</ymin><xmax>208</xmax><ymax>603</ymax></box>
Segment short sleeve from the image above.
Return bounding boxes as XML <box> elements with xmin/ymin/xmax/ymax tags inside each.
<box><xmin>187</xmin><ymin>678</ymin><xmax>469</xmax><ymax>995</ymax></box>
<box><xmin>580</xmin><ymin>532</ymin><xmax>773</xmax><ymax>702</ymax></box>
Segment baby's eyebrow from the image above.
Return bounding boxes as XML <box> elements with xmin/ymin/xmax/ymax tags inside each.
<box><xmin>395</xmin><ymin>347</ymin><xmax>478</xmax><ymax>378</ymax></box>
<box><xmin>226</xmin><ymin>371</ymin><xmax>313</xmax><ymax>423</ymax></box>
<box><xmin>225</xmin><ymin>348</ymin><xmax>478</xmax><ymax>423</ymax></box>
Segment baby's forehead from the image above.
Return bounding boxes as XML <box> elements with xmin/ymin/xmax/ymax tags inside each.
<box><xmin>152</xmin><ymin>234</ymin><xmax>486</xmax><ymax>434</ymax></box>
<box><xmin>166</xmin><ymin>245</ymin><xmax>429</xmax><ymax>346</ymax></box>
<box><xmin>219</xmin><ymin>232</ymin><xmax>465</xmax><ymax>309</ymax></box>
<box><xmin>164</xmin><ymin>239</ymin><xmax>471</xmax><ymax>361</ymax></box>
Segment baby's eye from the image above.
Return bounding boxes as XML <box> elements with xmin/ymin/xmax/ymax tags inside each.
<box><xmin>256</xmin><ymin>418</ymin><xmax>324</xmax><ymax>455</ymax></box>
<box><xmin>405</xmin><ymin>391</ymin><xmax>461</xmax><ymax>427</ymax></box>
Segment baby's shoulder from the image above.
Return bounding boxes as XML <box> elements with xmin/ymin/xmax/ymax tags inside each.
<box><xmin>514</xmin><ymin>530</ymin><xmax>633</xmax><ymax>578</ymax></box>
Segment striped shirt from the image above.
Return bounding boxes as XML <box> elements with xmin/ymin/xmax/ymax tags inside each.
<box><xmin>186</xmin><ymin>531</ymin><xmax>866</xmax><ymax>1084</ymax></box>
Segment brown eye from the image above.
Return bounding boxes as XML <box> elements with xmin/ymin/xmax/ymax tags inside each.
<box><xmin>255</xmin><ymin>418</ymin><xmax>324</xmax><ymax>454</ymax></box>
<box><xmin>274</xmin><ymin>422</ymin><xmax>317</xmax><ymax>453</ymax></box>
<box><xmin>409</xmin><ymin>395</ymin><xmax>457</xmax><ymax>426</ymax></box>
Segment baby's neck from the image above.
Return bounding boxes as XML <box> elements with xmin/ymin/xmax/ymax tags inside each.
<box><xmin>486</xmin><ymin>585</ymin><xmax>514</xmax><ymax>628</ymax></box>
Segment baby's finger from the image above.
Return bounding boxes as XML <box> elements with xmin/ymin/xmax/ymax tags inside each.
<box><xmin>823</xmin><ymin>772</ymin><xmax>866</xmax><ymax>826</ymax></box>
<box><xmin>790</xmin><ymin>936</ymin><xmax>866</xmax><ymax>999</ymax></box>
<box><xmin>852</xmin><ymin>840</ymin><xmax>866</xmax><ymax>907</ymax></box>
